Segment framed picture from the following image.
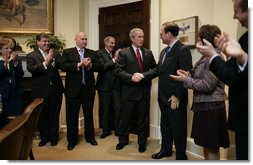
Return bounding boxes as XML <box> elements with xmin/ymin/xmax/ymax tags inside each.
<box><xmin>173</xmin><ymin>16</ymin><xmax>198</xmax><ymax>48</ymax></box>
<box><xmin>0</xmin><ymin>0</ymin><xmax>54</xmax><ymax>34</ymax></box>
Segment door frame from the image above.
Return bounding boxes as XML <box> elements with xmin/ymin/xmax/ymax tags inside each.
<box><xmin>88</xmin><ymin>0</ymin><xmax>161</xmax><ymax>139</ymax></box>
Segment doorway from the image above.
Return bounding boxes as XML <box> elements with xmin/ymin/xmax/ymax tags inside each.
<box><xmin>98</xmin><ymin>0</ymin><xmax>150</xmax><ymax>50</ymax></box>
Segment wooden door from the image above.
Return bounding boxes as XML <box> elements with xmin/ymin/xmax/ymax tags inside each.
<box><xmin>99</xmin><ymin>0</ymin><xmax>150</xmax><ymax>50</ymax></box>
<box><xmin>98</xmin><ymin>0</ymin><xmax>150</xmax><ymax>134</ymax></box>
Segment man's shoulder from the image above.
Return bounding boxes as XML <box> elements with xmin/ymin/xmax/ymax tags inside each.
<box><xmin>120</xmin><ymin>47</ymin><xmax>131</xmax><ymax>54</ymax></box>
<box><xmin>97</xmin><ymin>48</ymin><xmax>106</xmax><ymax>54</ymax></box>
<box><xmin>85</xmin><ymin>48</ymin><xmax>96</xmax><ymax>54</ymax></box>
<box><xmin>27</xmin><ymin>49</ymin><xmax>39</xmax><ymax>57</ymax></box>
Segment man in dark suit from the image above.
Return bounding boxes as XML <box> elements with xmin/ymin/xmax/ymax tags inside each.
<box><xmin>96</xmin><ymin>36</ymin><xmax>121</xmax><ymax>139</ymax></box>
<box><xmin>114</xmin><ymin>28</ymin><xmax>156</xmax><ymax>153</ymax></box>
<box><xmin>26</xmin><ymin>33</ymin><xmax>64</xmax><ymax>147</ymax></box>
<box><xmin>196</xmin><ymin>0</ymin><xmax>248</xmax><ymax>160</ymax></box>
<box><xmin>142</xmin><ymin>22</ymin><xmax>192</xmax><ymax>160</ymax></box>
<box><xmin>60</xmin><ymin>32</ymin><xmax>103</xmax><ymax>150</ymax></box>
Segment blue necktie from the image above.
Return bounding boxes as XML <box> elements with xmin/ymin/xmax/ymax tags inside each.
<box><xmin>162</xmin><ymin>46</ymin><xmax>170</xmax><ymax>64</ymax></box>
<box><xmin>79</xmin><ymin>49</ymin><xmax>86</xmax><ymax>85</ymax></box>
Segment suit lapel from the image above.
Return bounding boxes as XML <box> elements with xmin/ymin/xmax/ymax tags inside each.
<box><xmin>160</xmin><ymin>41</ymin><xmax>180</xmax><ymax>70</ymax></box>
<box><xmin>35</xmin><ymin>49</ymin><xmax>45</xmax><ymax>62</ymax></box>
<box><xmin>73</xmin><ymin>47</ymin><xmax>81</xmax><ymax>62</ymax></box>
<box><xmin>103</xmin><ymin>49</ymin><xmax>112</xmax><ymax>61</ymax></box>
<box><xmin>140</xmin><ymin>48</ymin><xmax>147</xmax><ymax>70</ymax></box>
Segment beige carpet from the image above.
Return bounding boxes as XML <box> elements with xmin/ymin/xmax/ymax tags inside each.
<box><xmin>32</xmin><ymin>129</ymin><xmax>202</xmax><ymax>160</ymax></box>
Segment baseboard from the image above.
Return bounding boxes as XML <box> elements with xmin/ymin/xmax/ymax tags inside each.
<box><xmin>186</xmin><ymin>138</ymin><xmax>204</xmax><ymax>159</ymax></box>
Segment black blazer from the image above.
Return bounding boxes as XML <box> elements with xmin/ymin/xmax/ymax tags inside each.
<box><xmin>143</xmin><ymin>41</ymin><xmax>192</xmax><ymax>105</ymax></box>
<box><xmin>209</xmin><ymin>31</ymin><xmax>248</xmax><ymax>134</ymax></box>
<box><xmin>60</xmin><ymin>47</ymin><xmax>103</xmax><ymax>98</ymax></box>
<box><xmin>95</xmin><ymin>48</ymin><xmax>117</xmax><ymax>92</ymax></box>
<box><xmin>115</xmin><ymin>46</ymin><xmax>156</xmax><ymax>101</ymax></box>
<box><xmin>26</xmin><ymin>49</ymin><xmax>64</xmax><ymax>98</ymax></box>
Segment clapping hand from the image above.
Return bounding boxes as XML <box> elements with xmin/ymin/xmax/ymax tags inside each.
<box><xmin>214</xmin><ymin>32</ymin><xmax>247</xmax><ymax>65</ymax></box>
<box><xmin>196</xmin><ymin>39</ymin><xmax>217</xmax><ymax>58</ymax></box>
<box><xmin>170</xmin><ymin>69</ymin><xmax>191</xmax><ymax>82</ymax></box>
<box><xmin>113</xmin><ymin>48</ymin><xmax>122</xmax><ymax>60</ymax></box>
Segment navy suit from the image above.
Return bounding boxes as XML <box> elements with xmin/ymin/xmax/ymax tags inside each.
<box><xmin>144</xmin><ymin>40</ymin><xmax>192</xmax><ymax>159</ymax></box>
<box><xmin>0</xmin><ymin>60</ymin><xmax>24</xmax><ymax>116</ymax></box>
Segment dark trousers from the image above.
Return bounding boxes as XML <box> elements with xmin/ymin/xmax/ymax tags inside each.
<box><xmin>98</xmin><ymin>91</ymin><xmax>112</xmax><ymax>133</ymax></box>
<box><xmin>118</xmin><ymin>99</ymin><xmax>149</xmax><ymax>146</ymax></box>
<box><xmin>66</xmin><ymin>85</ymin><xmax>95</xmax><ymax>144</ymax></box>
<box><xmin>112</xmin><ymin>89</ymin><xmax>121</xmax><ymax>135</ymax></box>
<box><xmin>158</xmin><ymin>99</ymin><xmax>188</xmax><ymax>160</ymax></box>
<box><xmin>38</xmin><ymin>87</ymin><xmax>62</xmax><ymax>141</ymax></box>
<box><xmin>235</xmin><ymin>131</ymin><xmax>248</xmax><ymax>160</ymax></box>
<box><xmin>98</xmin><ymin>89</ymin><xmax>121</xmax><ymax>134</ymax></box>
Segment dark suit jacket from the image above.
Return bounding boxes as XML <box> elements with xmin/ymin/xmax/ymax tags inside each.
<box><xmin>115</xmin><ymin>46</ymin><xmax>156</xmax><ymax>101</ymax></box>
<box><xmin>209</xmin><ymin>31</ymin><xmax>248</xmax><ymax>134</ymax></box>
<box><xmin>26</xmin><ymin>49</ymin><xmax>64</xmax><ymax>99</ymax></box>
<box><xmin>95</xmin><ymin>48</ymin><xmax>117</xmax><ymax>92</ymax></box>
<box><xmin>0</xmin><ymin>60</ymin><xmax>24</xmax><ymax>115</ymax></box>
<box><xmin>143</xmin><ymin>41</ymin><xmax>192</xmax><ymax>105</ymax></box>
<box><xmin>60</xmin><ymin>47</ymin><xmax>103</xmax><ymax>98</ymax></box>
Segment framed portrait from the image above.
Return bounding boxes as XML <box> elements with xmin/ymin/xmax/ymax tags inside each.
<box><xmin>173</xmin><ymin>16</ymin><xmax>198</xmax><ymax>48</ymax></box>
<box><xmin>0</xmin><ymin>0</ymin><xmax>54</xmax><ymax>34</ymax></box>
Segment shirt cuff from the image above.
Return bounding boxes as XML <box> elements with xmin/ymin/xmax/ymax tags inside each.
<box><xmin>209</xmin><ymin>54</ymin><xmax>219</xmax><ymax>64</ymax></box>
<box><xmin>237</xmin><ymin>58</ymin><xmax>248</xmax><ymax>72</ymax></box>
<box><xmin>43</xmin><ymin>62</ymin><xmax>47</xmax><ymax>69</ymax></box>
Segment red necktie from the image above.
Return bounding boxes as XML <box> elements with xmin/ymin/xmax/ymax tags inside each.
<box><xmin>136</xmin><ymin>48</ymin><xmax>143</xmax><ymax>71</ymax></box>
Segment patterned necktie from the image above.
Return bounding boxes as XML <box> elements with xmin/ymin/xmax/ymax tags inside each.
<box><xmin>79</xmin><ymin>49</ymin><xmax>86</xmax><ymax>85</ymax></box>
<box><xmin>136</xmin><ymin>48</ymin><xmax>143</xmax><ymax>71</ymax></box>
<box><xmin>162</xmin><ymin>46</ymin><xmax>170</xmax><ymax>64</ymax></box>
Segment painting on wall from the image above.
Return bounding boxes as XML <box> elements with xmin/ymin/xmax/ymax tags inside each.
<box><xmin>173</xmin><ymin>16</ymin><xmax>198</xmax><ymax>48</ymax></box>
<box><xmin>0</xmin><ymin>0</ymin><xmax>53</xmax><ymax>34</ymax></box>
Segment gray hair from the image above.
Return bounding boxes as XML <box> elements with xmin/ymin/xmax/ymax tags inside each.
<box><xmin>129</xmin><ymin>28</ymin><xmax>143</xmax><ymax>39</ymax></box>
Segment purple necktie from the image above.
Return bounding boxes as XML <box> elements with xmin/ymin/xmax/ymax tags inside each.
<box><xmin>79</xmin><ymin>49</ymin><xmax>86</xmax><ymax>85</ymax></box>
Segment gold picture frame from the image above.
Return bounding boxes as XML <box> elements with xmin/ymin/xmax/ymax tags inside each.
<box><xmin>173</xmin><ymin>16</ymin><xmax>198</xmax><ymax>48</ymax></box>
<box><xmin>0</xmin><ymin>0</ymin><xmax>54</xmax><ymax>34</ymax></box>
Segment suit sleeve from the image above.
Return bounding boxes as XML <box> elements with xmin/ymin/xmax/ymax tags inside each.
<box><xmin>26</xmin><ymin>53</ymin><xmax>47</xmax><ymax>76</ymax></box>
<box><xmin>173</xmin><ymin>46</ymin><xmax>192</xmax><ymax>99</ymax></box>
<box><xmin>114</xmin><ymin>51</ymin><xmax>133</xmax><ymax>84</ymax></box>
<box><xmin>184</xmin><ymin>61</ymin><xmax>219</xmax><ymax>94</ymax></box>
<box><xmin>209</xmin><ymin>56</ymin><xmax>247</xmax><ymax>86</ymax></box>
<box><xmin>59</xmin><ymin>49</ymin><xmax>80</xmax><ymax>72</ymax></box>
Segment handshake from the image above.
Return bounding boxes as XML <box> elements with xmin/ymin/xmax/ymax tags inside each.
<box><xmin>131</xmin><ymin>73</ymin><xmax>144</xmax><ymax>82</ymax></box>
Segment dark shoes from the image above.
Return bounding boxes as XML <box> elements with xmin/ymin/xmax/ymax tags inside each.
<box><xmin>116</xmin><ymin>143</ymin><xmax>127</xmax><ymax>150</ymax></box>
<box><xmin>38</xmin><ymin>139</ymin><xmax>50</xmax><ymax>147</ymax></box>
<box><xmin>67</xmin><ymin>142</ymin><xmax>76</xmax><ymax>151</ymax></box>
<box><xmin>152</xmin><ymin>151</ymin><xmax>172</xmax><ymax>159</ymax></box>
<box><xmin>50</xmin><ymin>140</ymin><xmax>58</xmax><ymax>146</ymax></box>
<box><xmin>86</xmin><ymin>138</ymin><xmax>98</xmax><ymax>146</ymax></box>
<box><xmin>138</xmin><ymin>145</ymin><xmax>146</xmax><ymax>153</ymax></box>
<box><xmin>99</xmin><ymin>132</ymin><xmax>111</xmax><ymax>139</ymax></box>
